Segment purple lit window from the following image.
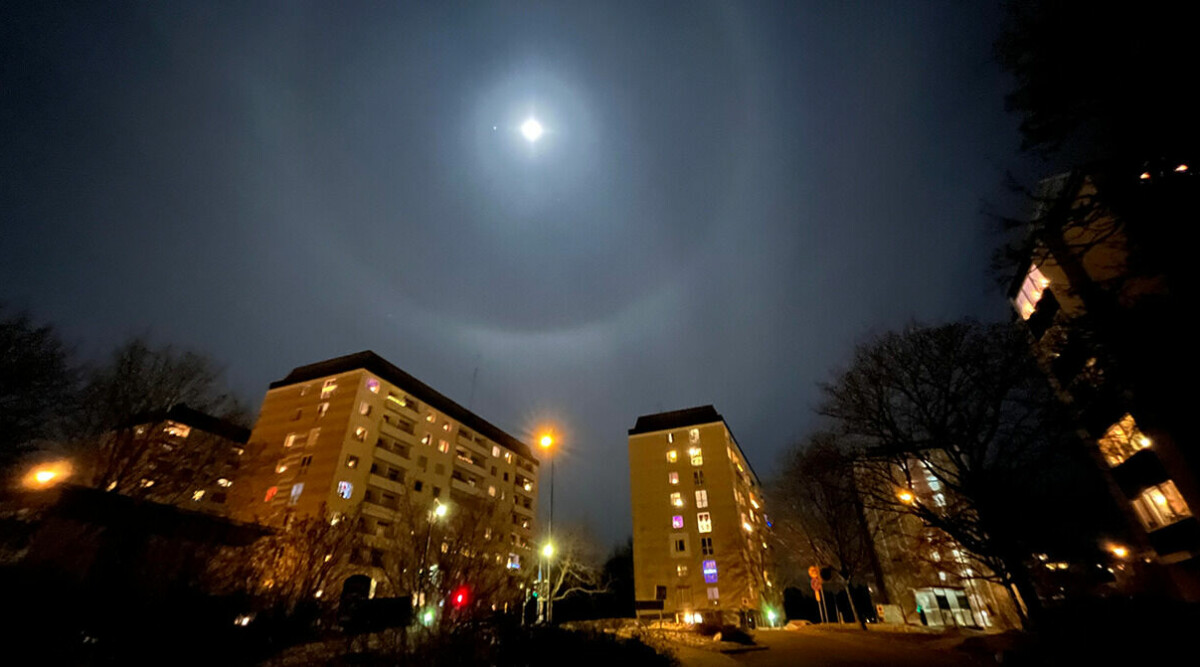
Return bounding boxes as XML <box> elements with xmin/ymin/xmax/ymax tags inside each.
<box><xmin>366</xmin><ymin>378</ymin><xmax>380</xmax><ymax>393</ymax></box>
<box><xmin>672</xmin><ymin>515</ymin><xmax>684</xmax><ymax>529</ymax></box>
<box><xmin>702</xmin><ymin>559</ymin><xmax>718</xmax><ymax>584</ymax></box>
<box><xmin>337</xmin><ymin>481</ymin><xmax>353</xmax><ymax>499</ymax></box>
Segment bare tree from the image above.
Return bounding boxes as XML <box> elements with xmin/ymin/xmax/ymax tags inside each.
<box><xmin>75</xmin><ymin>338</ymin><xmax>245</xmax><ymax>501</ymax></box>
<box><xmin>0</xmin><ymin>306</ymin><xmax>77</xmax><ymax>471</ymax></box>
<box><xmin>774</xmin><ymin>432</ymin><xmax>882</xmax><ymax>627</ymax></box>
<box><xmin>546</xmin><ymin>524</ymin><xmax>607</xmax><ymax>605</ymax></box>
<box><xmin>820</xmin><ymin>321</ymin><xmax>1067</xmax><ymax>628</ymax></box>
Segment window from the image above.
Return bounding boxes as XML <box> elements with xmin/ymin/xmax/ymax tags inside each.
<box><xmin>666</xmin><ymin>450</ymin><xmax>678</xmax><ymax>463</ymax></box>
<box><xmin>492</xmin><ymin>445</ymin><xmax>501</xmax><ymax>458</ymax></box>
<box><xmin>504</xmin><ymin>452</ymin><xmax>513</xmax><ymax>464</ymax></box>
<box><xmin>359</xmin><ymin>402</ymin><xmax>372</xmax><ymax>416</ymax></box>
<box><xmin>366</xmin><ymin>378</ymin><xmax>380</xmax><ymax>393</ymax></box>
<box><xmin>697</xmin><ymin>512</ymin><xmax>712</xmax><ymax>533</ymax></box>
<box><xmin>289</xmin><ymin>483</ymin><xmax>304</xmax><ymax>505</ymax></box>
<box><xmin>707</xmin><ymin>587</ymin><xmax>719</xmax><ymax>602</ymax></box>
<box><xmin>337</xmin><ymin>481</ymin><xmax>353</xmax><ymax>499</ymax></box>
<box><xmin>192</xmin><ymin>490</ymin><xmax>205</xmax><ymax>501</ymax></box>
<box><xmin>1098</xmin><ymin>414</ymin><xmax>1152</xmax><ymax>468</ymax></box>
<box><xmin>275</xmin><ymin>461</ymin><xmax>289</xmax><ymax>473</ymax></box>
<box><xmin>489</xmin><ymin>485</ymin><xmax>497</xmax><ymax>497</ymax></box>
<box><xmin>676</xmin><ymin>564</ymin><xmax>688</xmax><ymax>577</ymax></box>
<box><xmin>438</xmin><ymin>440</ymin><xmax>450</xmax><ymax>453</ymax></box>
<box><xmin>1132</xmin><ymin>481</ymin><xmax>1193</xmax><ymax>531</ymax></box>
<box><xmin>300</xmin><ymin>384</ymin><xmax>311</xmax><ymax>397</ymax></box>
<box><xmin>426</xmin><ymin>413</ymin><xmax>436</xmax><ymax>423</ymax></box>
<box><xmin>318</xmin><ymin>402</ymin><xmax>329</xmax><ymax>417</ymax></box>
<box><xmin>292</xmin><ymin>409</ymin><xmax>302</xmax><ymax>421</ymax></box>
<box><xmin>216</xmin><ymin>477</ymin><xmax>232</xmax><ymax>487</ymax></box>
<box><xmin>414</xmin><ymin>480</ymin><xmax>423</xmax><ymax>492</ymax></box>
<box><xmin>1014</xmin><ymin>264</ymin><xmax>1051</xmax><ymax>320</ymax></box>
<box><xmin>418</xmin><ymin>456</ymin><xmax>428</xmax><ymax>470</ymax></box>
<box><xmin>164</xmin><ymin>421</ymin><xmax>191</xmax><ymax>438</ymax></box>
<box><xmin>354</xmin><ymin>427</ymin><xmax>367</xmax><ymax>442</ymax></box>
<box><xmin>321</xmin><ymin>378</ymin><xmax>337</xmax><ymax>399</ymax></box>
<box><xmin>934</xmin><ymin>493</ymin><xmax>946</xmax><ymax>507</ymax></box>
<box><xmin>668</xmin><ymin>472</ymin><xmax>679</xmax><ymax>485</ymax></box>
<box><xmin>432</xmin><ymin>486</ymin><xmax>441</xmax><ymax>498</ymax></box>
<box><xmin>672</xmin><ymin>515</ymin><xmax>684</xmax><ymax>529</ymax></box>
<box><xmin>689</xmin><ymin>428</ymin><xmax>700</xmax><ymax>443</ymax></box>
<box><xmin>387</xmin><ymin>467</ymin><xmax>402</xmax><ymax>481</ymax></box>
<box><xmin>434</xmin><ymin>463</ymin><xmax>444</xmax><ymax>475</ymax></box>
<box><xmin>264</xmin><ymin>486</ymin><xmax>278</xmax><ymax>502</ymax></box>
<box><xmin>695</xmin><ymin>490</ymin><xmax>709</xmax><ymax>508</ymax></box>
<box><xmin>693</xmin><ymin>470</ymin><xmax>705</xmax><ymax>486</ymax></box>
<box><xmin>667</xmin><ymin>433</ymin><xmax>674</xmax><ymax>444</ymax></box>
<box><xmin>309</xmin><ymin>428</ymin><xmax>320</xmax><ymax>446</ymax></box>
<box><xmin>671</xmin><ymin>534</ymin><xmax>689</xmax><ymax>556</ymax></box>
<box><xmin>421</xmin><ymin>434</ymin><xmax>432</xmax><ymax>445</ymax></box>
<box><xmin>702</xmin><ymin>559</ymin><xmax>718</xmax><ymax>583</ymax></box>
<box><xmin>670</xmin><ymin>492</ymin><xmax>684</xmax><ymax>508</ymax></box>
<box><xmin>507</xmin><ymin>553</ymin><xmax>521</xmax><ymax>570</ymax></box>
<box><xmin>701</xmin><ymin>537</ymin><xmax>714</xmax><ymax>556</ymax></box>
<box><xmin>442</xmin><ymin>422</ymin><xmax>451</xmax><ymax>432</ymax></box>
<box><xmin>346</xmin><ymin>455</ymin><xmax>359</xmax><ymax>468</ymax></box>
<box><xmin>689</xmin><ymin>447</ymin><xmax>703</xmax><ymax>466</ymax></box>
<box><xmin>284</xmin><ymin>433</ymin><xmax>298</xmax><ymax>448</ymax></box>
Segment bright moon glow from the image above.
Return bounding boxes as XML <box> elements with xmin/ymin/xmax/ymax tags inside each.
<box><xmin>521</xmin><ymin>118</ymin><xmax>544</xmax><ymax>142</ymax></box>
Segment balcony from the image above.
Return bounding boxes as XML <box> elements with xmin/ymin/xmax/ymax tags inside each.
<box><xmin>450</xmin><ymin>476</ymin><xmax>481</xmax><ymax>496</ymax></box>
<box><xmin>1112</xmin><ymin>450</ymin><xmax>1169</xmax><ymax>499</ymax></box>
<box><xmin>1148</xmin><ymin>517</ymin><xmax>1200</xmax><ymax>558</ymax></box>
<box><xmin>368</xmin><ymin>473</ymin><xmax>408</xmax><ymax>496</ymax></box>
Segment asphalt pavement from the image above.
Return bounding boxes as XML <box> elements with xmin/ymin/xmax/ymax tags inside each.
<box><xmin>674</xmin><ymin>627</ymin><xmax>993</xmax><ymax>667</ymax></box>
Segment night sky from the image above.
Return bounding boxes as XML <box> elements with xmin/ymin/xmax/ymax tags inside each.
<box><xmin>2</xmin><ymin>1</ymin><xmax>1038</xmax><ymax>546</ymax></box>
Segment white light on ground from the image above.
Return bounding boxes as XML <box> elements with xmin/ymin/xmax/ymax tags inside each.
<box><xmin>521</xmin><ymin>118</ymin><xmax>544</xmax><ymax>142</ymax></box>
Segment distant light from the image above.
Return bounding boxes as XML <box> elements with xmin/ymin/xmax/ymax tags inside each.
<box><xmin>1111</xmin><ymin>545</ymin><xmax>1129</xmax><ymax>559</ymax></box>
<box><xmin>234</xmin><ymin>614</ymin><xmax>253</xmax><ymax>627</ymax></box>
<box><xmin>422</xmin><ymin>609</ymin><xmax>435</xmax><ymax>626</ymax></box>
<box><xmin>542</xmin><ymin>543</ymin><xmax>555</xmax><ymax>558</ymax></box>
<box><xmin>1140</xmin><ymin>172</ymin><xmax>1152</xmax><ymax>180</ymax></box>
<box><xmin>540</xmin><ymin>435</ymin><xmax>553</xmax><ymax>449</ymax></box>
<box><xmin>767</xmin><ymin>609</ymin><xmax>778</xmax><ymax>624</ymax></box>
<box><xmin>24</xmin><ymin>461</ymin><xmax>71</xmax><ymax>489</ymax></box>
<box><xmin>1175</xmin><ymin>164</ymin><xmax>1188</xmax><ymax>172</ymax></box>
<box><xmin>521</xmin><ymin>118</ymin><xmax>544</xmax><ymax>142</ymax></box>
<box><xmin>34</xmin><ymin>470</ymin><xmax>56</xmax><ymax>484</ymax></box>
<box><xmin>897</xmin><ymin>490</ymin><xmax>915</xmax><ymax>504</ymax></box>
<box><xmin>434</xmin><ymin>502</ymin><xmax>448</xmax><ymax>518</ymax></box>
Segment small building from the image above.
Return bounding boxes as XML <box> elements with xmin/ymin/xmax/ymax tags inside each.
<box><xmin>628</xmin><ymin>406</ymin><xmax>776</xmax><ymax>626</ymax></box>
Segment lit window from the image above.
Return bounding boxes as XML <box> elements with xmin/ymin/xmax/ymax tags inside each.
<box><xmin>670</xmin><ymin>492</ymin><xmax>684</xmax><ymax>508</ymax></box>
<box><xmin>701</xmin><ymin>537</ymin><xmax>714</xmax><ymax>556</ymax></box>
<box><xmin>422</xmin><ymin>434</ymin><xmax>432</xmax><ymax>445</ymax></box>
<box><xmin>492</xmin><ymin>446</ymin><xmax>501</xmax><ymax>458</ymax></box>
<box><xmin>318</xmin><ymin>402</ymin><xmax>329</xmax><ymax>417</ymax></box>
<box><xmin>354</xmin><ymin>427</ymin><xmax>367</xmax><ymax>442</ymax></box>
<box><xmin>164</xmin><ymin>422</ymin><xmax>191</xmax><ymax>438</ymax></box>
<box><xmin>666</xmin><ymin>450</ymin><xmax>678</xmax><ymax>463</ymax></box>
<box><xmin>689</xmin><ymin>448</ymin><xmax>703</xmax><ymax>466</ymax></box>
<box><xmin>284</xmin><ymin>433</ymin><xmax>298</xmax><ymax>448</ymax></box>
<box><xmin>697</xmin><ymin>512</ymin><xmax>712</xmax><ymax>533</ymax></box>
<box><xmin>695</xmin><ymin>490</ymin><xmax>708</xmax><ymax>508</ymax></box>
<box><xmin>702</xmin><ymin>559</ymin><xmax>718</xmax><ymax>583</ymax></box>
<box><xmin>346</xmin><ymin>455</ymin><xmax>359</xmax><ymax>468</ymax></box>
<box><xmin>707</xmin><ymin>586</ymin><xmax>719</xmax><ymax>602</ymax></box>
<box><xmin>1098</xmin><ymin>414</ymin><xmax>1153</xmax><ymax>468</ymax></box>
<box><xmin>289</xmin><ymin>483</ymin><xmax>304</xmax><ymax>505</ymax></box>
<box><xmin>217</xmin><ymin>478</ymin><xmax>232</xmax><ymax>488</ymax></box>
<box><xmin>366</xmin><ymin>378</ymin><xmax>380</xmax><ymax>393</ymax></box>
<box><xmin>693</xmin><ymin>470</ymin><xmax>705</xmax><ymax>486</ymax></box>
<box><xmin>276</xmin><ymin>461</ymin><xmax>288</xmax><ymax>473</ymax></box>
<box><xmin>689</xmin><ymin>429</ymin><xmax>700</xmax><ymax>444</ymax></box>
<box><xmin>443</xmin><ymin>423</ymin><xmax>451</xmax><ymax>432</ymax></box>
<box><xmin>507</xmin><ymin>553</ymin><xmax>521</xmax><ymax>569</ymax></box>
<box><xmin>264</xmin><ymin>486</ymin><xmax>278</xmax><ymax>502</ymax></box>
<box><xmin>667</xmin><ymin>433</ymin><xmax>674</xmax><ymax>444</ymax></box>
<box><xmin>1014</xmin><ymin>264</ymin><xmax>1051</xmax><ymax>320</ymax></box>
<box><xmin>677</xmin><ymin>564</ymin><xmax>688</xmax><ymax>577</ymax></box>
<box><xmin>426</xmin><ymin>413</ymin><xmax>435</xmax><ymax>423</ymax></box>
<box><xmin>669</xmin><ymin>472</ymin><xmax>679</xmax><ymax>485</ymax></box>
<box><xmin>438</xmin><ymin>440</ymin><xmax>449</xmax><ymax>453</ymax></box>
<box><xmin>337</xmin><ymin>481</ymin><xmax>353</xmax><ymax>500</ymax></box>
<box><xmin>1131</xmin><ymin>480</ymin><xmax>1192</xmax><ymax>531</ymax></box>
<box><xmin>321</xmin><ymin>378</ymin><xmax>337</xmax><ymax>399</ymax></box>
<box><xmin>192</xmin><ymin>490</ymin><xmax>205</xmax><ymax>501</ymax></box>
<box><xmin>934</xmin><ymin>493</ymin><xmax>946</xmax><ymax>507</ymax></box>
<box><xmin>939</xmin><ymin>571</ymin><xmax>947</xmax><ymax>582</ymax></box>
<box><xmin>359</xmin><ymin>402</ymin><xmax>372</xmax><ymax>416</ymax></box>
<box><xmin>139</xmin><ymin>478</ymin><xmax>155</xmax><ymax>488</ymax></box>
<box><xmin>672</xmin><ymin>515</ymin><xmax>684</xmax><ymax>529</ymax></box>
<box><xmin>489</xmin><ymin>485</ymin><xmax>497</xmax><ymax>497</ymax></box>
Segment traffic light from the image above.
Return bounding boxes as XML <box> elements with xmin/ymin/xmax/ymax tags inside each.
<box><xmin>451</xmin><ymin>586</ymin><xmax>470</xmax><ymax>609</ymax></box>
<box><xmin>531</xmin><ymin>590</ymin><xmax>539</xmax><ymax>598</ymax></box>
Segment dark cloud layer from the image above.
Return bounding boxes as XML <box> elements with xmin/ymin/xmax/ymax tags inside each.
<box><xmin>2</xmin><ymin>1</ymin><xmax>1036</xmax><ymax>545</ymax></box>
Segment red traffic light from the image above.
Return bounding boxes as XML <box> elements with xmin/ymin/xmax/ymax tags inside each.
<box><xmin>451</xmin><ymin>586</ymin><xmax>469</xmax><ymax>609</ymax></box>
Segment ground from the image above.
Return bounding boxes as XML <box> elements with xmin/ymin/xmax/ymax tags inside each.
<box><xmin>672</xmin><ymin>626</ymin><xmax>993</xmax><ymax>667</ymax></box>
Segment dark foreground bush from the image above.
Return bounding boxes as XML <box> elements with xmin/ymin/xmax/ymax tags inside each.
<box><xmin>693</xmin><ymin>622</ymin><xmax>754</xmax><ymax>645</ymax></box>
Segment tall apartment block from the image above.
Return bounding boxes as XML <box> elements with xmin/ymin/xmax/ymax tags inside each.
<box><xmin>228</xmin><ymin>351</ymin><xmax>539</xmax><ymax>595</ymax></box>
<box><xmin>628</xmin><ymin>406</ymin><xmax>775</xmax><ymax>626</ymax></box>
<box><xmin>1009</xmin><ymin>163</ymin><xmax>1199</xmax><ymax>599</ymax></box>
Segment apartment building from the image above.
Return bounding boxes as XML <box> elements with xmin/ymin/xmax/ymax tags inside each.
<box><xmin>628</xmin><ymin>406</ymin><xmax>775</xmax><ymax>626</ymax></box>
<box><xmin>860</xmin><ymin>457</ymin><xmax>1021</xmax><ymax>630</ymax></box>
<box><xmin>228</xmin><ymin>351</ymin><xmax>539</xmax><ymax>596</ymax></box>
<box><xmin>1009</xmin><ymin>163</ymin><xmax>1199</xmax><ymax>599</ymax></box>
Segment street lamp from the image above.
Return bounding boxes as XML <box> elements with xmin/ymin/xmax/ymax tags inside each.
<box><xmin>419</xmin><ymin>500</ymin><xmax>448</xmax><ymax>607</ymax></box>
<box><xmin>539</xmin><ymin>433</ymin><xmax>556</xmax><ymax>623</ymax></box>
<box><xmin>896</xmin><ymin>489</ymin><xmax>915</xmax><ymax>505</ymax></box>
<box><xmin>23</xmin><ymin>460</ymin><xmax>71</xmax><ymax>490</ymax></box>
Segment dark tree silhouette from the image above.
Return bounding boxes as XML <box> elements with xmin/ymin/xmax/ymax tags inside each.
<box><xmin>0</xmin><ymin>306</ymin><xmax>76</xmax><ymax>470</ymax></box>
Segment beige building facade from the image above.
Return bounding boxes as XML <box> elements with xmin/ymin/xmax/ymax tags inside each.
<box><xmin>228</xmin><ymin>351</ymin><xmax>539</xmax><ymax>592</ymax></box>
<box><xmin>628</xmin><ymin>406</ymin><xmax>775</xmax><ymax>626</ymax></box>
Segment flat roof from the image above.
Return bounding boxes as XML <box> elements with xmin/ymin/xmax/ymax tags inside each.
<box><xmin>269</xmin><ymin>351</ymin><xmax>536</xmax><ymax>463</ymax></box>
<box><xmin>629</xmin><ymin>405</ymin><xmax>760</xmax><ymax>486</ymax></box>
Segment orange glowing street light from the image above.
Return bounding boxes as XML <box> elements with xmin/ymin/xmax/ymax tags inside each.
<box><xmin>540</xmin><ymin>434</ymin><xmax>553</xmax><ymax>449</ymax></box>
<box><xmin>23</xmin><ymin>460</ymin><xmax>72</xmax><ymax>489</ymax></box>
<box><xmin>897</xmin><ymin>489</ymin><xmax>915</xmax><ymax>504</ymax></box>
<box><xmin>1110</xmin><ymin>545</ymin><xmax>1129</xmax><ymax>559</ymax></box>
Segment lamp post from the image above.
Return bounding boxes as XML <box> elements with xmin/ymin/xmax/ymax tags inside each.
<box><xmin>539</xmin><ymin>434</ymin><xmax>555</xmax><ymax>623</ymax></box>
<box><xmin>419</xmin><ymin>501</ymin><xmax>447</xmax><ymax>608</ymax></box>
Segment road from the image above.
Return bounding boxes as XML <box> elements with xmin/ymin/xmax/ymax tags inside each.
<box><xmin>674</xmin><ymin>627</ymin><xmax>992</xmax><ymax>667</ymax></box>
